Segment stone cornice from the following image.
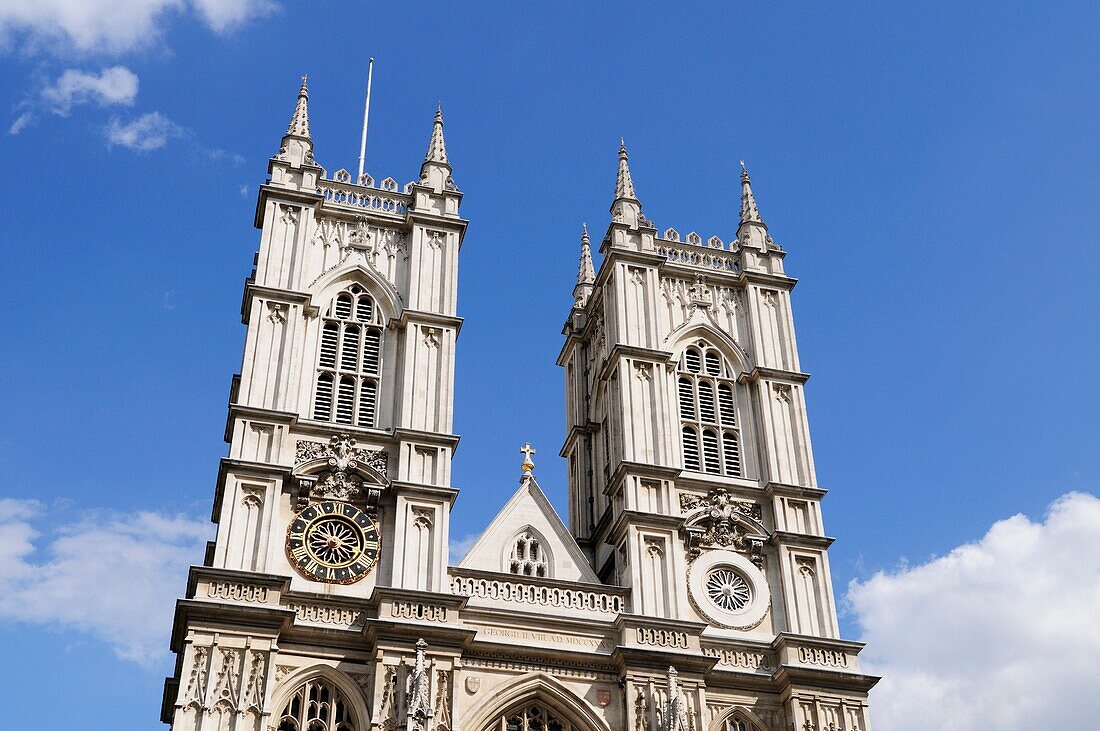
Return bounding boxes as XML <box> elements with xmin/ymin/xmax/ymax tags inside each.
<box><xmin>558</xmin><ymin>420</ymin><xmax>600</xmax><ymax>457</ymax></box>
<box><xmin>737</xmin><ymin>366</ymin><xmax>811</xmax><ymax>385</ymax></box>
<box><xmin>764</xmin><ymin>482</ymin><xmax>828</xmax><ymax>501</ymax></box>
<box><xmin>394</xmin><ymin>309</ymin><xmax>464</xmax><ymax>333</ymax></box>
<box><xmin>169</xmin><ymin>598</ymin><xmax>293</xmax><ymax>653</ymax></box>
<box><xmin>391</xmin><ymin>427</ymin><xmax>461</xmax><ymax>450</ymax></box>
<box><xmin>241</xmin><ymin>281</ymin><xmax>314</xmax><ymax>324</ymax></box>
<box><xmin>388</xmin><ymin>481</ymin><xmax>459</xmax><ymax>503</ymax></box>
<box><xmin>595</xmin><ymin>344</ymin><xmax>674</xmax><ymax>383</ymax></box>
<box><xmin>769</xmin><ymin>531</ymin><xmax>836</xmax><ymax>550</ymax></box>
<box><xmin>254</xmin><ymin>183</ymin><xmax>323</xmax><ymax>228</ymax></box>
<box><xmin>737</xmin><ymin>270</ymin><xmax>798</xmax><ymax>290</ymax></box>
<box><xmin>213</xmin><ymin>457</ymin><xmax>292</xmax><ymax>521</ymax></box>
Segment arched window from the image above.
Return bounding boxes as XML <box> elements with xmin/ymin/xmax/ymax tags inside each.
<box><xmin>277</xmin><ymin>678</ymin><xmax>358</xmax><ymax>731</ymax></box>
<box><xmin>313</xmin><ymin>285</ymin><xmax>384</xmax><ymax>428</ymax></box>
<box><xmin>677</xmin><ymin>341</ymin><xmax>742</xmax><ymax>477</ymax></box>
<box><xmin>489</xmin><ymin>703</ymin><xmax>570</xmax><ymax>731</ymax></box>
<box><xmin>508</xmin><ymin>531</ymin><xmax>549</xmax><ymax>578</ymax></box>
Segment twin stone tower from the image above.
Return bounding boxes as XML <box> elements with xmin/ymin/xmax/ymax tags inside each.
<box><xmin>162</xmin><ymin>78</ymin><xmax>877</xmax><ymax>731</ymax></box>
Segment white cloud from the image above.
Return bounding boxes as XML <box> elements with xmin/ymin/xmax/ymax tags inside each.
<box><xmin>848</xmin><ymin>491</ymin><xmax>1100</xmax><ymax>731</ymax></box>
<box><xmin>449</xmin><ymin>532</ymin><xmax>479</xmax><ymax>564</ymax></box>
<box><xmin>105</xmin><ymin>111</ymin><xmax>183</xmax><ymax>151</ymax></box>
<box><xmin>41</xmin><ymin>66</ymin><xmax>138</xmax><ymax>115</ymax></box>
<box><xmin>0</xmin><ymin>500</ymin><xmax>211</xmax><ymax>665</ymax></box>
<box><xmin>8</xmin><ymin>110</ymin><xmax>32</xmax><ymax>134</ymax></box>
<box><xmin>0</xmin><ymin>0</ymin><xmax>275</xmax><ymax>56</ymax></box>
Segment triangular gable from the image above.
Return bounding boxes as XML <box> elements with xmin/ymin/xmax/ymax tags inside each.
<box><xmin>456</xmin><ymin>477</ymin><xmax>599</xmax><ymax>583</ymax></box>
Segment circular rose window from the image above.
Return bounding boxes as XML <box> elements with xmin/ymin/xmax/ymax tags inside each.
<box><xmin>705</xmin><ymin>567</ymin><xmax>751</xmax><ymax>611</ymax></box>
<box><xmin>688</xmin><ymin>550</ymin><xmax>770</xmax><ymax>630</ymax></box>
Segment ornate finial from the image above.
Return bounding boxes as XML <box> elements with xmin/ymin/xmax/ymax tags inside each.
<box><xmin>520</xmin><ymin>442</ymin><xmax>536</xmax><ymax>477</ymax></box>
<box><xmin>414</xmin><ymin>638</ymin><xmax>428</xmax><ymax>668</ymax></box>
<box><xmin>574</xmin><ymin>224</ymin><xmax>596</xmax><ymax>309</ymax></box>
<box><xmin>582</xmin><ymin>222</ymin><xmax>589</xmax><ymax>242</ymax></box>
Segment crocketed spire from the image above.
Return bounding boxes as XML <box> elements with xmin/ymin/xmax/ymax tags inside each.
<box><xmin>573</xmin><ymin>224</ymin><xmax>596</xmax><ymax>309</ymax></box>
<box><xmin>276</xmin><ymin>75</ymin><xmax>316</xmax><ymax>169</ymax></box>
<box><xmin>739</xmin><ymin>161</ymin><xmax>766</xmax><ymax>229</ymax></box>
<box><xmin>424</xmin><ymin>106</ymin><xmax>449</xmax><ymax>164</ymax></box>
<box><xmin>615</xmin><ymin>139</ymin><xmax>637</xmax><ymax>200</ymax></box>
<box><xmin>610</xmin><ymin>139</ymin><xmax>643</xmax><ymax>228</ymax></box>
<box><xmin>286</xmin><ymin>75</ymin><xmax>311</xmax><ymax>139</ymax></box>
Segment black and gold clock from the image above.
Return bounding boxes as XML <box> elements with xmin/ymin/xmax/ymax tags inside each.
<box><xmin>285</xmin><ymin>501</ymin><xmax>380</xmax><ymax>584</ymax></box>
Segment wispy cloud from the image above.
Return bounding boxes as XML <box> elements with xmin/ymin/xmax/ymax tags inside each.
<box><xmin>0</xmin><ymin>0</ymin><xmax>276</xmax><ymax>56</ymax></box>
<box><xmin>105</xmin><ymin>111</ymin><xmax>183</xmax><ymax>152</ymax></box>
<box><xmin>8</xmin><ymin>111</ymin><xmax>33</xmax><ymax>134</ymax></box>
<box><xmin>848</xmin><ymin>491</ymin><xmax>1100</xmax><ymax>730</ymax></box>
<box><xmin>449</xmin><ymin>532</ymin><xmax>479</xmax><ymax>564</ymax></box>
<box><xmin>0</xmin><ymin>499</ymin><xmax>210</xmax><ymax>666</ymax></box>
<box><xmin>42</xmin><ymin>66</ymin><xmax>138</xmax><ymax>115</ymax></box>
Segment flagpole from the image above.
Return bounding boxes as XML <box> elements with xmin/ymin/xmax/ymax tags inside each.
<box><xmin>357</xmin><ymin>57</ymin><xmax>374</xmax><ymax>183</ymax></box>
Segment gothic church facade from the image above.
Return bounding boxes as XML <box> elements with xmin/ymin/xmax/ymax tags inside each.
<box><xmin>161</xmin><ymin>79</ymin><xmax>877</xmax><ymax>731</ymax></box>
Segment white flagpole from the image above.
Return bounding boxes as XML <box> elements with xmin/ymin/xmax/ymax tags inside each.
<box><xmin>357</xmin><ymin>57</ymin><xmax>374</xmax><ymax>183</ymax></box>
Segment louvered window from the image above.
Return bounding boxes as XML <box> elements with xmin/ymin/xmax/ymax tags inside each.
<box><xmin>678</xmin><ymin>378</ymin><xmax>695</xmax><ymax>420</ymax></box>
<box><xmin>682</xmin><ymin>427</ymin><xmax>700</xmax><ymax>471</ymax></box>
<box><xmin>702</xmin><ymin>428</ymin><xmax>721</xmax><ymax>474</ymax></box>
<box><xmin>313</xmin><ymin>285</ymin><xmax>385</xmax><ymax>428</ymax></box>
<box><xmin>677</xmin><ymin>341</ymin><xmax>744</xmax><ymax>477</ymax></box>
<box><xmin>698</xmin><ymin>380</ymin><xmax>716</xmax><ymax>423</ymax></box>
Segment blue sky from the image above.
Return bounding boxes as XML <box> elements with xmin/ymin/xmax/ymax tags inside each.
<box><xmin>1</xmin><ymin>3</ymin><xmax>1098</xmax><ymax>729</ymax></box>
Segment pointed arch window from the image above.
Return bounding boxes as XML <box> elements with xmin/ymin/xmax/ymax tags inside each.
<box><xmin>312</xmin><ymin>286</ymin><xmax>384</xmax><ymax>428</ymax></box>
<box><xmin>277</xmin><ymin>678</ymin><xmax>358</xmax><ymax>731</ymax></box>
<box><xmin>676</xmin><ymin>342</ymin><xmax>743</xmax><ymax>477</ymax></box>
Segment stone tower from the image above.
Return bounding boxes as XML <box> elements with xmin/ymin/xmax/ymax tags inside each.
<box><xmin>162</xmin><ymin>79</ymin><xmax>467</xmax><ymax>730</ymax></box>
<box><xmin>558</xmin><ymin>145</ymin><xmax>875</xmax><ymax>728</ymax></box>
<box><xmin>160</xmin><ymin>80</ymin><xmax>875</xmax><ymax>731</ymax></box>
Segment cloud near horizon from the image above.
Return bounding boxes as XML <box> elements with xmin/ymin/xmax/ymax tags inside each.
<box><xmin>0</xmin><ymin>499</ymin><xmax>210</xmax><ymax>666</ymax></box>
<box><xmin>848</xmin><ymin>491</ymin><xmax>1100</xmax><ymax>730</ymax></box>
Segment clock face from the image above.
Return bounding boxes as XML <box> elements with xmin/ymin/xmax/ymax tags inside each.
<box><xmin>285</xmin><ymin>501</ymin><xmax>380</xmax><ymax>584</ymax></box>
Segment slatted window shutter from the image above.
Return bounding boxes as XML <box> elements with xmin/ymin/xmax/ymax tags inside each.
<box><xmin>682</xmin><ymin>427</ymin><xmax>700</xmax><ymax>471</ymax></box>
<box><xmin>702</xmin><ymin>429</ymin><xmax>721</xmax><ymax>474</ymax></box>
<box><xmin>722</xmin><ymin>431</ymin><xmax>741</xmax><ymax>476</ymax></box>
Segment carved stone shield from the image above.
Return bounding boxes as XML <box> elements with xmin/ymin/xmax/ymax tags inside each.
<box><xmin>465</xmin><ymin>676</ymin><xmax>481</xmax><ymax>694</ymax></box>
<box><xmin>597</xmin><ymin>689</ymin><xmax>612</xmax><ymax>707</ymax></box>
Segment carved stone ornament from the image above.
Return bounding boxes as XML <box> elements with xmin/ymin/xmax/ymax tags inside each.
<box><xmin>464</xmin><ymin>675</ymin><xmax>481</xmax><ymax>694</ymax></box>
<box><xmin>597</xmin><ymin>689</ymin><xmax>612</xmax><ymax>707</ymax></box>
<box><xmin>680</xmin><ymin>488</ymin><xmax>767</xmax><ymax>566</ymax></box>
<box><xmin>406</xmin><ymin>639</ymin><xmax>433</xmax><ymax>731</ymax></box>
<box><xmin>294</xmin><ymin>434</ymin><xmax>388</xmax><ymax>507</ymax></box>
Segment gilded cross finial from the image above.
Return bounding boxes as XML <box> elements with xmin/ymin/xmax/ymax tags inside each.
<box><xmin>520</xmin><ymin>442</ymin><xmax>536</xmax><ymax>476</ymax></box>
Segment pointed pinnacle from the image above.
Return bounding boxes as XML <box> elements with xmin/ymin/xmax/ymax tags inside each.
<box><xmin>577</xmin><ymin>224</ymin><xmax>595</xmax><ymax>286</ymax></box>
<box><xmin>424</xmin><ymin>105</ymin><xmax>449</xmax><ymax>164</ymax></box>
<box><xmin>739</xmin><ymin>162</ymin><xmax>765</xmax><ymax>227</ymax></box>
<box><xmin>285</xmin><ymin>74</ymin><xmax>311</xmax><ymax>138</ymax></box>
<box><xmin>615</xmin><ymin>139</ymin><xmax>637</xmax><ymax>200</ymax></box>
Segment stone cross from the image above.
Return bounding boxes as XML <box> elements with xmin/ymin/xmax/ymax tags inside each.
<box><xmin>520</xmin><ymin>443</ymin><xmax>536</xmax><ymax>476</ymax></box>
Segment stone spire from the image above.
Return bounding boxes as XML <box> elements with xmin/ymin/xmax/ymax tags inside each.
<box><xmin>425</xmin><ymin>106</ymin><xmax>448</xmax><ymax>164</ymax></box>
<box><xmin>276</xmin><ymin>75</ymin><xmax>316</xmax><ymax>168</ymax></box>
<box><xmin>419</xmin><ymin>106</ymin><xmax>453</xmax><ymax>190</ymax></box>
<box><xmin>287</xmin><ymin>76</ymin><xmax>311</xmax><ymax>138</ymax></box>
<box><xmin>610</xmin><ymin>140</ymin><xmax>643</xmax><ymax>228</ymax></box>
<box><xmin>737</xmin><ymin>161</ymin><xmax>770</xmax><ymax>252</ymax></box>
<box><xmin>615</xmin><ymin>139</ymin><xmax>637</xmax><ymax>200</ymax></box>
<box><xmin>573</xmin><ymin>223</ymin><xmax>596</xmax><ymax>309</ymax></box>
